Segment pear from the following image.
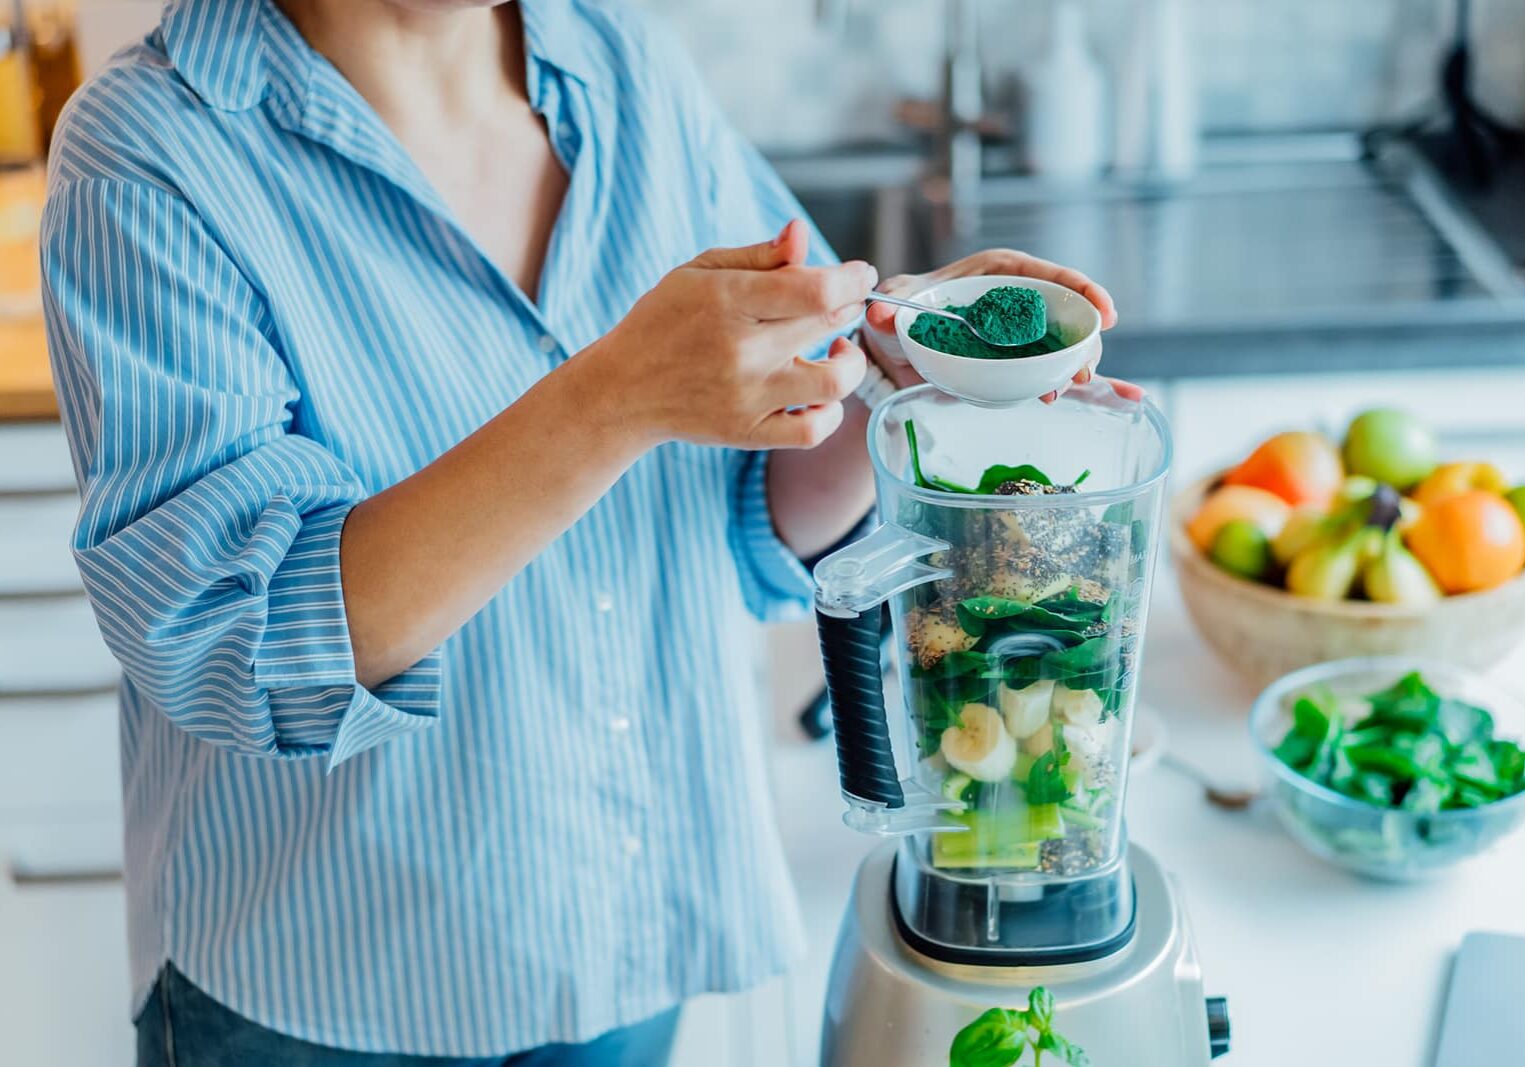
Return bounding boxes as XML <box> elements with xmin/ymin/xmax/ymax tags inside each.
<box><xmin>1271</xmin><ymin>507</ymin><xmax>1329</xmax><ymax>567</ymax></box>
<box><xmin>1286</xmin><ymin>527</ymin><xmax>1379</xmax><ymax>601</ymax></box>
<box><xmin>1363</xmin><ymin>529</ymin><xmax>1441</xmax><ymax>605</ymax></box>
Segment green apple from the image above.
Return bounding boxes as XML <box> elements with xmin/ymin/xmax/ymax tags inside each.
<box><xmin>1508</xmin><ymin>486</ymin><xmax>1525</xmax><ymax>528</ymax></box>
<box><xmin>1342</xmin><ymin>409</ymin><xmax>1438</xmax><ymax>491</ymax></box>
<box><xmin>1210</xmin><ymin>519</ymin><xmax>1273</xmax><ymax>582</ymax></box>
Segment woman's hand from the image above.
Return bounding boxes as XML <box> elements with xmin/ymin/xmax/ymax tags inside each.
<box><xmin>590</xmin><ymin>220</ymin><xmax>877</xmax><ymax>451</ymax></box>
<box><xmin>860</xmin><ymin>248</ymin><xmax>1142</xmax><ymax>402</ymax></box>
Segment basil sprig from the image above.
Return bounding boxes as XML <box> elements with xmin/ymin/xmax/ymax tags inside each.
<box><xmin>949</xmin><ymin>987</ymin><xmax>1090</xmax><ymax>1067</ymax></box>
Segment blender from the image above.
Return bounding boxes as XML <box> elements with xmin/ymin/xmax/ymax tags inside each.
<box><xmin>812</xmin><ymin>381</ymin><xmax>1229</xmax><ymax>1065</ymax></box>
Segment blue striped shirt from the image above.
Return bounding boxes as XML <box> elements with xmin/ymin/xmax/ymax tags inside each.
<box><xmin>41</xmin><ymin>0</ymin><xmax>833</xmax><ymax>1054</ymax></box>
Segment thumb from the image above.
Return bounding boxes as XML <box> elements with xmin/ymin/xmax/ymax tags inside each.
<box><xmin>690</xmin><ymin>218</ymin><xmax>809</xmax><ymax>272</ymax></box>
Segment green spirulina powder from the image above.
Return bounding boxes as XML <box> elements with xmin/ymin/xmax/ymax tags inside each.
<box><xmin>909</xmin><ymin>285</ymin><xmax>1065</xmax><ymax>359</ymax></box>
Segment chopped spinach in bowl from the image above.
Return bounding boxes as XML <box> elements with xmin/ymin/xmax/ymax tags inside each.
<box><xmin>1273</xmin><ymin>671</ymin><xmax>1525</xmax><ymax>812</ymax></box>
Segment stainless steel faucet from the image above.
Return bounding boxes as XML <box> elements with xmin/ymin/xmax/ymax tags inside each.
<box><xmin>940</xmin><ymin>0</ymin><xmax>984</xmax><ymax>228</ymax></box>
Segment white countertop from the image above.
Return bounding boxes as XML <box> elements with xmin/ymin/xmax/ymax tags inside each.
<box><xmin>1129</xmin><ymin>562</ymin><xmax>1525</xmax><ymax>1066</ymax></box>
<box><xmin>755</xmin><ymin>564</ymin><xmax>1525</xmax><ymax>1067</ymax></box>
<box><xmin>745</xmin><ymin>369</ymin><xmax>1525</xmax><ymax>1067</ymax></box>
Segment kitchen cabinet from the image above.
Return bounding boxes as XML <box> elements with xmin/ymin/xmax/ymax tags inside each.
<box><xmin>0</xmin><ymin>874</ymin><xmax>133</xmax><ymax>1067</ymax></box>
<box><xmin>0</xmin><ymin>417</ymin><xmax>129</xmax><ymax>1066</ymax></box>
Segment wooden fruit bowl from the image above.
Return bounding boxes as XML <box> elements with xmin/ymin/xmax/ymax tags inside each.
<box><xmin>1170</xmin><ymin>473</ymin><xmax>1525</xmax><ymax>689</ymax></box>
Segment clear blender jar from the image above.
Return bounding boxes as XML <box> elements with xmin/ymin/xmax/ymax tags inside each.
<box><xmin>814</xmin><ymin>380</ymin><xmax>1171</xmax><ymax>965</ymax></box>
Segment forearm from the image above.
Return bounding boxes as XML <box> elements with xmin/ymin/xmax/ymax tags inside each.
<box><xmin>766</xmin><ymin>394</ymin><xmax>875</xmax><ymax>560</ymax></box>
<box><xmin>340</xmin><ymin>344</ymin><xmax>652</xmax><ymax>687</ymax></box>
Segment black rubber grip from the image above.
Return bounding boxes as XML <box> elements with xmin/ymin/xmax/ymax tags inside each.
<box><xmin>816</xmin><ymin>608</ymin><xmax>904</xmax><ymax>808</ymax></box>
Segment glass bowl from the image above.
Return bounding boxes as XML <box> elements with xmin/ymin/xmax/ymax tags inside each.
<box><xmin>1249</xmin><ymin>656</ymin><xmax>1525</xmax><ymax>881</ymax></box>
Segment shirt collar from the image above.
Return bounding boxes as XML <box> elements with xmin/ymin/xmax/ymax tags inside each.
<box><xmin>161</xmin><ymin>0</ymin><xmax>598</xmax><ymax>114</ymax></box>
<box><xmin>160</xmin><ymin>0</ymin><xmax>270</xmax><ymax>112</ymax></box>
<box><xmin>517</xmin><ymin>1</ymin><xmax>599</xmax><ymax>88</ymax></box>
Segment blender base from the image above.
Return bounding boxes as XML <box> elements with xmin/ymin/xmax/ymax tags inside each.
<box><xmin>820</xmin><ymin>842</ymin><xmax>1224</xmax><ymax>1066</ymax></box>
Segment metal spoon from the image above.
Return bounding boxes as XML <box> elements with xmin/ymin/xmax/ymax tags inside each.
<box><xmin>1160</xmin><ymin>752</ymin><xmax>1260</xmax><ymax>812</ymax></box>
<box><xmin>865</xmin><ymin>292</ymin><xmax>1031</xmax><ymax>350</ymax></box>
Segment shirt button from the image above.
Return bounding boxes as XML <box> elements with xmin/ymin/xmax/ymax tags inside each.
<box><xmin>622</xmin><ymin>835</ymin><xmax>642</xmax><ymax>857</ymax></box>
<box><xmin>537</xmin><ymin>334</ymin><xmax>557</xmax><ymax>354</ymax></box>
<box><xmin>594</xmin><ymin>591</ymin><xmax>614</xmax><ymax>613</ymax></box>
<box><xmin>609</xmin><ymin>715</ymin><xmax>631</xmax><ymax>734</ymax></box>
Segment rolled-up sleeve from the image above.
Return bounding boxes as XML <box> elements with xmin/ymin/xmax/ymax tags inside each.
<box><xmin>41</xmin><ymin>178</ymin><xmax>441</xmax><ymax>767</ymax></box>
<box><xmin>726</xmin><ymin>449</ymin><xmax>814</xmax><ymax>621</ymax></box>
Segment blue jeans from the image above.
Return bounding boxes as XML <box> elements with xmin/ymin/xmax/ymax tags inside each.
<box><xmin>136</xmin><ymin>965</ymin><xmax>680</xmax><ymax>1067</ymax></box>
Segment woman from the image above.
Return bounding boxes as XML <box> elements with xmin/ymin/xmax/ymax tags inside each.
<box><xmin>41</xmin><ymin>0</ymin><xmax>1119</xmax><ymax>1063</ymax></box>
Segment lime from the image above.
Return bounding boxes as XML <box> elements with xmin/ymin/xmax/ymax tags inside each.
<box><xmin>1341</xmin><ymin>409</ymin><xmax>1437</xmax><ymax>491</ymax></box>
<box><xmin>1508</xmin><ymin>486</ymin><xmax>1525</xmax><ymax>528</ymax></box>
<box><xmin>1210</xmin><ymin>518</ymin><xmax>1273</xmax><ymax>581</ymax></box>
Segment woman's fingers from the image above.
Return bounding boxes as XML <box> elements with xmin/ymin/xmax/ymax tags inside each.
<box><xmin>742</xmin><ymin>261</ymin><xmax>877</xmax><ymax>322</ymax></box>
<box><xmin>1106</xmin><ymin>377</ymin><xmax>1146</xmax><ymax>401</ymax></box>
<box><xmin>990</xmin><ymin>252</ymin><xmax>1116</xmax><ymax>329</ymax></box>
<box><xmin>753</xmin><ymin>402</ymin><xmax>846</xmax><ymax>450</ymax></box>
<box><xmin>765</xmin><ymin>337</ymin><xmax>866</xmax><ymax>409</ymax></box>
<box><xmin>690</xmin><ymin>219</ymin><xmax>808</xmax><ymax>273</ymax></box>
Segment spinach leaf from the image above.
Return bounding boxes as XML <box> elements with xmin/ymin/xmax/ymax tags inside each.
<box><xmin>1271</xmin><ymin>670</ymin><xmax>1525</xmax><ymax>815</ymax></box>
<box><xmin>903</xmin><ymin>419</ymin><xmax>1089</xmax><ymax>495</ymax></box>
<box><xmin>1490</xmin><ymin>741</ymin><xmax>1525</xmax><ymax>792</ymax></box>
<box><xmin>1436</xmin><ymin>700</ymin><xmax>1495</xmax><ymax>747</ymax></box>
<box><xmin>955</xmin><ymin>596</ymin><xmax>1095</xmax><ymax>640</ymax></box>
<box><xmin>1026</xmin><ymin>750</ymin><xmax>1074</xmax><ymax>805</ymax></box>
<box><xmin>914</xmin><ymin>650</ymin><xmax>998</xmax><ymax>681</ymax></box>
<box><xmin>972</xmin><ymin>464</ymin><xmax>1052</xmax><ymax>494</ymax></box>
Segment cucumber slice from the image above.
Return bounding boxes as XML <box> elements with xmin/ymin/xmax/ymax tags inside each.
<box><xmin>942</xmin><ymin>773</ymin><xmax>974</xmax><ymax>804</ymax></box>
<box><xmin>1059</xmin><ymin>803</ymin><xmax>1106</xmax><ymax>831</ymax></box>
<box><xmin>933</xmin><ymin>835</ymin><xmax>1041</xmax><ymax>870</ymax></box>
<box><xmin>931</xmin><ymin>805</ymin><xmax>1064</xmax><ymax>869</ymax></box>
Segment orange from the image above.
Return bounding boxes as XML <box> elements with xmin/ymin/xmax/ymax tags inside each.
<box><xmin>1411</xmin><ymin>461</ymin><xmax>1510</xmax><ymax>508</ymax></box>
<box><xmin>1223</xmin><ymin>431</ymin><xmax>1344</xmax><ymax>508</ymax></box>
<box><xmin>1404</xmin><ymin>490</ymin><xmax>1525</xmax><ymax>594</ymax></box>
<box><xmin>1186</xmin><ymin>485</ymin><xmax>1292</xmax><ymax>553</ymax></box>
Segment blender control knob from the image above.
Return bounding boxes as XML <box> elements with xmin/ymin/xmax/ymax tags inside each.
<box><xmin>1205</xmin><ymin>997</ymin><xmax>1231</xmax><ymax>1058</ymax></box>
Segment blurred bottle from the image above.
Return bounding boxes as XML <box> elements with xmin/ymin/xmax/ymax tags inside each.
<box><xmin>1112</xmin><ymin>0</ymin><xmax>1198</xmax><ymax>180</ymax></box>
<box><xmin>1021</xmin><ymin>0</ymin><xmax>1106</xmax><ymax>182</ymax></box>
<box><xmin>27</xmin><ymin>0</ymin><xmax>77</xmax><ymax>153</ymax></box>
<box><xmin>0</xmin><ymin>0</ymin><xmax>40</xmax><ymax>167</ymax></box>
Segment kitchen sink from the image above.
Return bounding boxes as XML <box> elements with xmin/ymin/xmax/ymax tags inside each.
<box><xmin>775</xmin><ymin>137</ymin><xmax>1525</xmax><ymax>379</ymax></box>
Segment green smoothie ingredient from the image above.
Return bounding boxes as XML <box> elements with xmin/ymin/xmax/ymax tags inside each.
<box><xmin>1273</xmin><ymin>670</ymin><xmax>1525</xmax><ymax>811</ymax></box>
<box><xmin>949</xmin><ymin>988</ymin><xmax>1091</xmax><ymax>1067</ymax></box>
<box><xmin>909</xmin><ymin>285</ymin><xmax>1064</xmax><ymax>359</ymax></box>
<box><xmin>966</xmin><ymin>285</ymin><xmax>1046</xmax><ymax>346</ymax></box>
<box><xmin>905</xmin><ymin>419</ymin><xmax>1089</xmax><ymax>495</ymax></box>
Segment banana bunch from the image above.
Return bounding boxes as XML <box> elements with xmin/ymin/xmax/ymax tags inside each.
<box><xmin>1275</xmin><ymin>479</ymin><xmax>1437</xmax><ymax>605</ymax></box>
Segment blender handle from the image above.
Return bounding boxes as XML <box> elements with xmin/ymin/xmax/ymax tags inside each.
<box><xmin>816</xmin><ymin>608</ymin><xmax>904</xmax><ymax>809</ymax></box>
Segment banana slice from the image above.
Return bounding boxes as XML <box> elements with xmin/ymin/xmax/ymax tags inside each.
<box><xmin>940</xmin><ymin>703</ymin><xmax>1017</xmax><ymax>782</ymax></box>
<box><xmin>998</xmin><ymin>680</ymin><xmax>1054</xmax><ymax>740</ymax></box>
<box><xmin>1051</xmin><ymin>686</ymin><xmax>1105</xmax><ymax>727</ymax></box>
<box><xmin>1022</xmin><ymin>721</ymin><xmax>1055</xmax><ymax>757</ymax></box>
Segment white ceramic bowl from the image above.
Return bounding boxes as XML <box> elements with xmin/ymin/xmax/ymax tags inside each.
<box><xmin>892</xmin><ymin>275</ymin><xmax>1102</xmax><ymax>407</ymax></box>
